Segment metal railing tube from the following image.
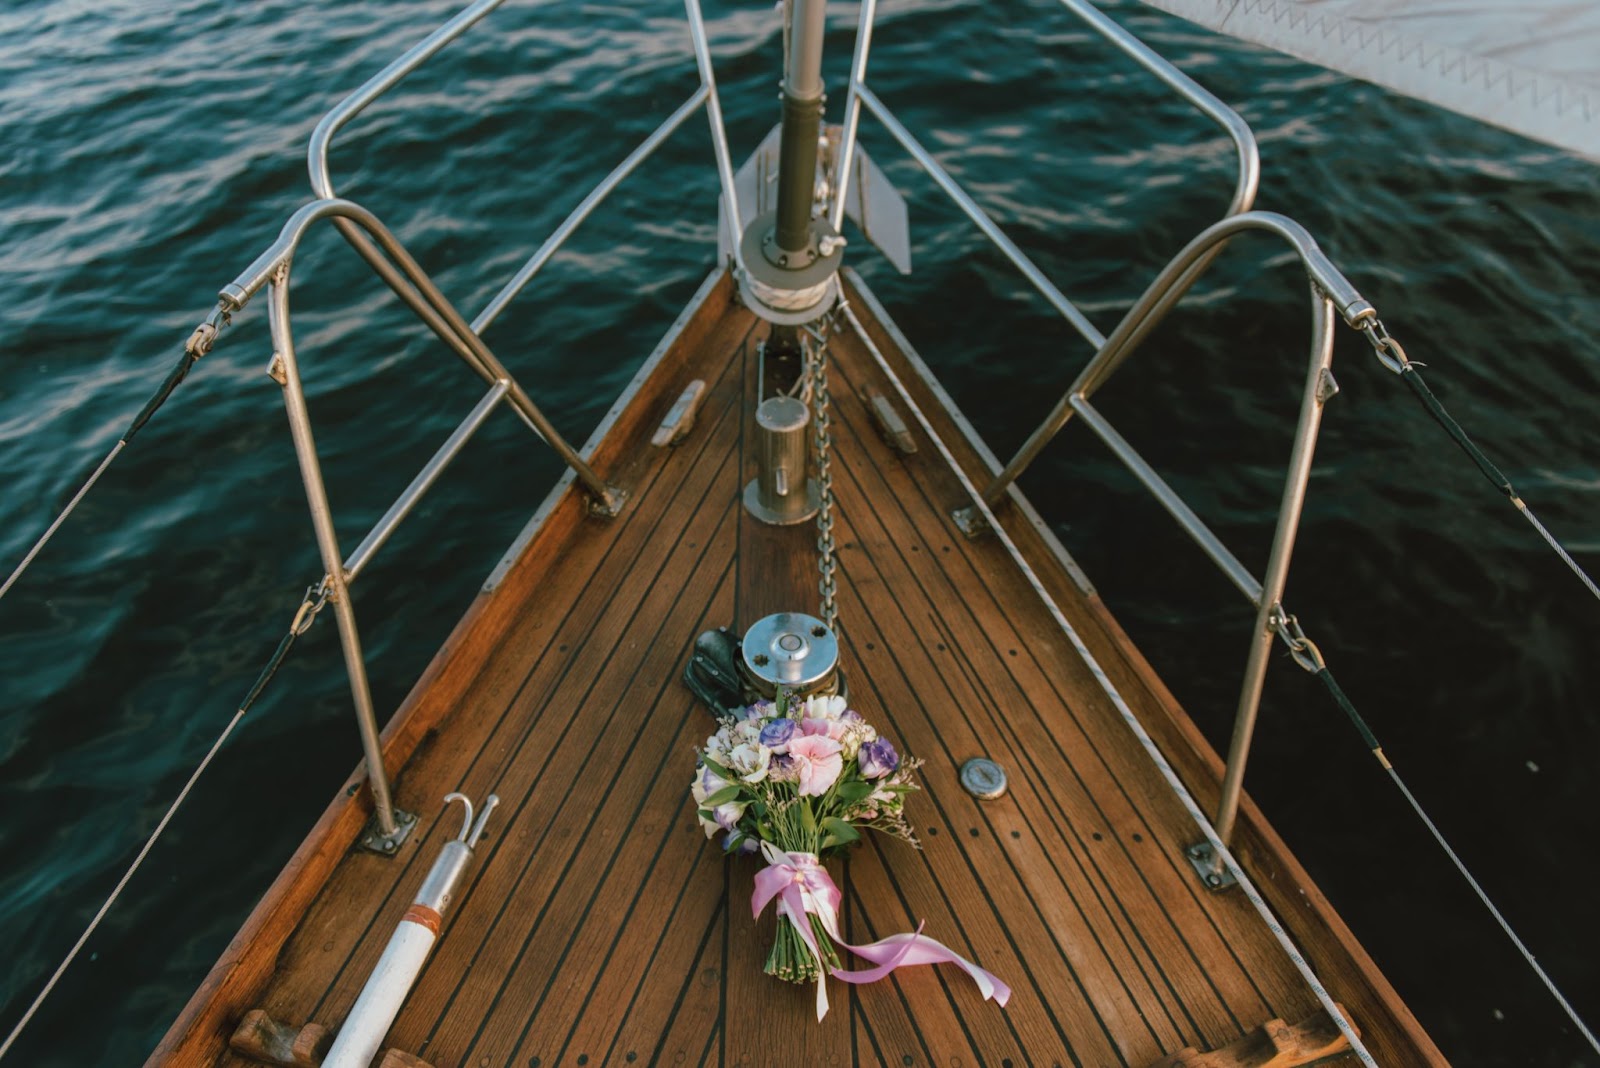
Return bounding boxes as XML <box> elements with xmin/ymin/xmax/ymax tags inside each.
<box><xmin>220</xmin><ymin>198</ymin><xmax>622</xmax><ymax>512</ymax></box>
<box><xmin>1069</xmin><ymin>395</ymin><xmax>1265</xmax><ymax>605</ymax></box>
<box><xmin>1056</xmin><ymin>0</ymin><xmax>1265</xmax><ymax>364</ymax></box>
<box><xmin>982</xmin><ymin>210</ymin><xmax>1373</xmax><ymax>505</ymax></box>
<box><xmin>307</xmin><ymin>0</ymin><xmax>511</xmax><ymax>200</ymax></box>
<box><xmin>471</xmin><ymin>87</ymin><xmax>711</xmax><ymax>335</ymax></box>
<box><xmin>343</xmin><ymin>379</ymin><xmax>512</xmax><ymax>585</ymax></box>
<box><xmin>1213</xmin><ymin>287</ymin><xmax>1338</xmax><ymax>848</ymax></box>
<box><xmin>303</xmin><ymin>0</ymin><xmax>518</xmax><ymax>388</ymax></box>
<box><xmin>334</xmin><ymin>225</ymin><xmax>500</xmax><ymax>394</ymax></box>
<box><xmin>856</xmin><ymin>84</ymin><xmax>1107</xmax><ymax>348</ymax></box>
<box><xmin>267</xmin><ymin>272</ymin><xmax>400</xmax><ymax>838</ymax></box>
<box><xmin>223</xmin><ymin>204</ymin><xmax>502</xmax><ymax>396</ymax></box>
<box><xmin>685</xmin><ymin>0</ymin><xmax>744</xmax><ymax>252</ymax></box>
<box><xmin>1056</xmin><ymin>0</ymin><xmax>1259</xmax><ymax>219</ymax></box>
<box><xmin>829</xmin><ymin>0</ymin><xmax>880</xmax><ymax>232</ymax></box>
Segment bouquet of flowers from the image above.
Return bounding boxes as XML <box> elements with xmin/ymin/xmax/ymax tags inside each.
<box><xmin>692</xmin><ymin>692</ymin><xmax>1009</xmax><ymax>1019</ymax></box>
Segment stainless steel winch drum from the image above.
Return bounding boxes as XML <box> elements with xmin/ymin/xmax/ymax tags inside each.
<box><xmin>739</xmin><ymin>611</ymin><xmax>842</xmax><ymax>701</ymax></box>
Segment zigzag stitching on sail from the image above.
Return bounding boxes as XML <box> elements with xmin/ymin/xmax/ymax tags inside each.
<box><xmin>1227</xmin><ymin>0</ymin><xmax>1595</xmax><ymax>120</ymax></box>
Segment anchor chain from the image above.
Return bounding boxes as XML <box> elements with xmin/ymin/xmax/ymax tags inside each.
<box><xmin>805</xmin><ymin>314</ymin><xmax>839</xmax><ymax>632</ymax></box>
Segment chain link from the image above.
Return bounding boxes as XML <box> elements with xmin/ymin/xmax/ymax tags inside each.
<box><xmin>805</xmin><ymin>315</ymin><xmax>839</xmax><ymax>633</ymax></box>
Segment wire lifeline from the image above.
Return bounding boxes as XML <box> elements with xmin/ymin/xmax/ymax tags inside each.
<box><xmin>839</xmin><ymin>300</ymin><xmax>1380</xmax><ymax>1067</ymax></box>
<box><xmin>1308</xmin><ymin>662</ymin><xmax>1600</xmax><ymax>1058</ymax></box>
<box><xmin>0</xmin><ymin>309</ymin><xmax>229</xmax><ymax>606</ymax></box>
<box><xmin>0</xmin><ymin>581</ymin><xmax>325</xmax><ymax>1062</ymax></box>
<box><xmin>1393</xmin><ymin>357</ymin><xmax>1600</xmax><ymax>607</ymax></box>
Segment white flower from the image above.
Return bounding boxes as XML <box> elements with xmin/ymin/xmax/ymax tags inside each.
<box><xmin>801</xmin><ymin>694</ymin><xmax>848</xmax><ymax>720</ymax></box>
<box><xmin>837</xmin><ymin>720</ymin><xmax>876</xmax><ymax>761</ymax></box>
<box><xmin>704</xmin><ymin>725</ymin><xmax>735</xmax><ymax>759</ymax></box>
<box><xmin>728</xmin><ymin>742</ymin><xmax>772</xmax><ymax>784</ymax></box>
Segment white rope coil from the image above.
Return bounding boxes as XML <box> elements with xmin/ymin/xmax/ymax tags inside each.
<box><xmin>743</xmin><ymin>270</ymin><xmax>833</xmax><ymax>315</ymax></box>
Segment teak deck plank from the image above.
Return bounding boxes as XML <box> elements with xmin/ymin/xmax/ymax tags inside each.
<box><xmin>819</xmin><ymin>336</ymin><xmax>1301</xmax><ymax>1047</ymax></box>
<box><xmin>170</xmin><ymin>268</ymin><xmax>1442</xmax><ymax>1068</ymax></box>
<box><xmin>225</xmin><ymin>289</ymin><xmax>755</xmax><ymax>1049</ymax></box>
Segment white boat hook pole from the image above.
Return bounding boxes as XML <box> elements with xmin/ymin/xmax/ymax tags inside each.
<box><xmin>324</xmin><ymin>792</ymin><xmax>500</xmax><ymax>1068</ymax></box>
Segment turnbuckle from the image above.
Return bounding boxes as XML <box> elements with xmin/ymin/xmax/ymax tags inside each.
<box><xmin>1268</xmin><ymin>602</ymin><xmax>1325</xmax><ymax>674</ymax></box>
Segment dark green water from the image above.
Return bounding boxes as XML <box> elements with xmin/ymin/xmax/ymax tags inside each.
<box><xmin>2</xmin><ymin>0</ymin><xmax>1597</xmax><ymax>1064</ymax></box>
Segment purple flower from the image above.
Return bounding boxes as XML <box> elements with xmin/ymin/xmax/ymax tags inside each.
<box><xmin>858</xmin><ymin>738</ymin><xmax>899</xmax><ymax>779</ymax></box>
<box><xmin>700</xmin><ymin>765</ymin><xmax>729</xmax><ymax>796</ymax></box>
<box><xmin>712</xmin><ymin>800</ymin><xmax>746</xmax><ymax>830</ymax></box>
<box><xmin>840</xmin><ymin>708</ymin><xmax>864</xmax><ymax>723</ymax></box>
<box><xmin>767</xmin><ymin>752</ymin><xmax>798</xmax><ymax>783</ymax></box>
<box><xmin>759</xmin><ymin>717</ymin><xmax>798</xmax><ymax>752</ymax></box>
<box><xmin>724</xmin><ymin>833</ymin><xmax>760</xmax><ymax>856</ymax></box>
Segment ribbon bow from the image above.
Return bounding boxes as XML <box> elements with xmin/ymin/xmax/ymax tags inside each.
<box><xmin>751</xmin><ymin>842</ymin><xmax>1012</xmax><ymax>1020</ymax></box>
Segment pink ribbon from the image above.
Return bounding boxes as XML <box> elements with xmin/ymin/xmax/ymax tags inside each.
<box><xmin>751</xmin><ymin>843</ymin><xmax>1012</xmax><ymax>1021</ymax></box>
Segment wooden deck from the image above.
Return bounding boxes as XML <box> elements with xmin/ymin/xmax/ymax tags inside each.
<box><xmin>153</xmin><ymin>270</ymin><xmax>1444</xmax><ymax>1067</ymax></box>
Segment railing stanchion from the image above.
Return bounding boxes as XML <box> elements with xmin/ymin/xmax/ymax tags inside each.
<box><xmin>830</xmin><ymin>0</ymin><xmax>879</xmax><ymax>233</ymax></box>
<box><xmin>267</xmin><ymin>273</ymin><xmax>408</xmax><ymax>849</ymax></box>
<box><xmin>1212</xmin><ymin>288</ymin><xmax>1338</xmax><ymax>849</ymax></box>
<box><xmin>686</xmin><ymin>0</ymin><xmax>743</xmax><ymax>257</ymax></box>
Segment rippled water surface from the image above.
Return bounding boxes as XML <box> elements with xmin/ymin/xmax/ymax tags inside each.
<box><xmin>2</xmin><ymin>1</ymin><xmax>1598</xmax><ymax>1064</ymax></box>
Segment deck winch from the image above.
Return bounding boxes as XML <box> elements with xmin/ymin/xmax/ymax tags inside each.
<box><xmin>684</xmin><ymin>612</ymin><xmax>845</xmax><ymax>717</ymax></box>
<box><xmin>740</xmin><ymin>611</ymin><xmax>839</xmax><ymax>697</ymax></box>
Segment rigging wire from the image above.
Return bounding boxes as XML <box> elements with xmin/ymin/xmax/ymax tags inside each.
<box><xmin>1365</xmin><ymin>322</ymin><xmax>1600</xmax><ymax>607</ymax></box>
<box><xmin>0</xmin><ymin>308</ymin><xmax>228</xmax><ymax>606</ymax></box>
<box><xmin>0</xmin><ymin>579</ymin><xmax>327</xmax><ymax>1062</ymax></box>
<box><xmin>1275</xmin><ymin>617</ymin><xmax>1600</xmax><ymax>1058</ymax></box>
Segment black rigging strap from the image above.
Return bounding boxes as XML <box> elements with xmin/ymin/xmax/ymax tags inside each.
<box><xmin>1272</xmin><ymin>608</ymin><xmax>1600</xmax><ymax>1057</ymax></box>
<box><xmin>0</xmin><ymin>578</ymin><xmax>328</xmax><ymax>1059</ymax></box>
<box><xmin>0</xmin><ymin>306</ymin><xmax>230</xmax><ymax>605</ymax></box>
<box><xmin>1364</xmin><ymin>320</ymin><xmax>1600</xmax><ymax>606</ymax></box>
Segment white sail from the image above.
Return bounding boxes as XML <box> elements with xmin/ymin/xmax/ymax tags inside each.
<box><xmin>1136</xmin><ymin>0</ymin><xmax>1600</xmax><ymax>161</ymax></box>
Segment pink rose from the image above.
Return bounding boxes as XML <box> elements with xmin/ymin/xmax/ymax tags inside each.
<box><xmin>787</xmin><ymin>734</ymin><xmax>845</xmax><ymax>796</ymax></box>
<box><xmin>800</xmin><ymin>717</ymin><xmax>833</xmax><ymax>737</ymax></box>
